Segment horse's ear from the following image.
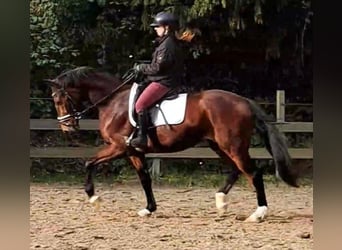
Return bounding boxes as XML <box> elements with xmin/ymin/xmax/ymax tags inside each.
<box><xmin>44</xmin><ymin>79</ymin><xmax>60</xmax><ymax>88</ymax></box>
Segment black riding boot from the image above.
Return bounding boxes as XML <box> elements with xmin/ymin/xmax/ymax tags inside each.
<box><xmin>130</xmin><ymin>110</ymin><xmax>148</xmax><ymax>150</ymax></box>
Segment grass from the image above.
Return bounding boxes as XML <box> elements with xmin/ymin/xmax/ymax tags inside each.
<box><xmin>31</xmin><ymin>173</ymin><xmax>84</xmax><ymax>185</ymax></box>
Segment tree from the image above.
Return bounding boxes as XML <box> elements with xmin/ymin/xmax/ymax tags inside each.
<box><xmin>30</xmin><ymin>0</ymin><xmax>313</xmax><ymax>117</ymax></box>
<box><xmin>30</xmin><ymin>0</ymin><xmax>81</xmax><ymax>117</ymax></box>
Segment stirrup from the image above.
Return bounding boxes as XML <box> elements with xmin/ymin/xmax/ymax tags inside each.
<box><xmin>130</xmin><ymin>136</ymin><xmax>147</xmax><ymax>152</ymax></box>
<box><xmin>133</xmin><ymin>146</ymin><xmax>146</xmax><ymax>153</ymax></box>
<box><xmin>130</xmin><ymin>138</ymin><xmax>147</xmax><ymax>148</ymax></box>
<box><xmin>131</xmin><ymin>144</ymin><xmax>147</xmax><ymax>152</ymax></box>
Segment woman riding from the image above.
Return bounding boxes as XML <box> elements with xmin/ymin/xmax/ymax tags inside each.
<box><xmin>131</xmin><ymin>12</ymin><xmax>189</xmax><ymax>151</ymax></box>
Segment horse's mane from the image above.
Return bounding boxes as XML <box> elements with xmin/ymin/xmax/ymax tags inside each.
<box><xmin>55</xmin><ymin>66</ymin><xmax>121</xmax><ymax>88</ymax></box>
<box><xmin>55</xmin><ymin>66</ymin><xmax>201</xmax><ymax>95</ymax></box>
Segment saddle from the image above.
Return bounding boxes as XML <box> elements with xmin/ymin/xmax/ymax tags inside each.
<box><xmin>128</xmin><ymin>83</ymin><xmax>188</xmax><ymax>128</ymax></box>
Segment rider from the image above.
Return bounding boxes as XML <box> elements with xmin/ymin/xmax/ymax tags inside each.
<box><xmin>130</xmin><ymin>12</ymin><xmax>187</xmax><ymax>151</ymax></box>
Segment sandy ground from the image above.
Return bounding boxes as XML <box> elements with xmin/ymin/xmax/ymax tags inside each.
<box><xmin>30</xmin><ymin>182</ymin><xmax>313</xmax><ymax>250</ymax></box>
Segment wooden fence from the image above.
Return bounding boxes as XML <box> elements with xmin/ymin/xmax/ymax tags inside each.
<box><xmin>30</xmin><ymin>91</ymin><xmax>313</xmax><ymax>175</ymax></box>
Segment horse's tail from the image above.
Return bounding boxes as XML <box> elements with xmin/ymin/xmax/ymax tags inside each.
<box><xmin>247</xmin><ymin>99</ymin><xmax>299</xmax><ymax>187</ymax></box>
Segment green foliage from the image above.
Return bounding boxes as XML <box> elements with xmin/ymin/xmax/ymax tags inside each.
<box><xmin>30</xmin><ymin>0</ymin><xmax>84</xmax><ymax>117</ymax></box>
<box><xmin>30</xmin><ymin>0</ymin><xmax>59</xmax><ymax>68</ymax></box>
<box><xmin>190</xmin><ymin>0</ymin><xmax>221</xmax><ymax>17</ymax></box>
<box><xmin>30</xmin><ymin>95</ymin><xmax>54</xmax><ymax>118</ymax></box>
<box><xmin>30</xmin><ymin>0</ymin><xmax>312</xmax><ymax>119</ymax></box>
<box><xmin>30</xmin><ymin>0</ymin><xmax>79</xmax><ymax>70</ymax></box>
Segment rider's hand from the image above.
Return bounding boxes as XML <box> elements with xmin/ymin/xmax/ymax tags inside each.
<box><xmin>133</xmin><ymin>63</ymin><xmax>142</xmax><ymax>72</ymax></box>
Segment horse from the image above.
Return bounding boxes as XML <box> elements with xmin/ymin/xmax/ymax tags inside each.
<box><xmin>46</xmin><ymin>66</ymin><xmax>298</xmax><ymax>222</ymax></box>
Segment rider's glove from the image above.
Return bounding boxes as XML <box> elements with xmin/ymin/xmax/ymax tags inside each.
<box><xmin>133</xmin><ymin>63</ymin><xmax>142</xmax><ymax>72</ymax></box>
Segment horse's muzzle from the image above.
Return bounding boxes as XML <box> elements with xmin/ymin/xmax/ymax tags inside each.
<box><xmin>57</xmin><ymin>115</ymin><xmax>79</xmax><ymax>132</ymax></box>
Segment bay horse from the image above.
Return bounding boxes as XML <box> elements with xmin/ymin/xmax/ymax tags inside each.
<box><xmin>47</xmin><ymin>66</ymin><xmax>298</xmax><ymax>222</ymax></box>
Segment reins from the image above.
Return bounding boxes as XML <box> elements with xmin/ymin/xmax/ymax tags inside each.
<box><xmin>73</xmin><ymin>69</ymin><xmax>137</xmax><ymax>120</ymax></box>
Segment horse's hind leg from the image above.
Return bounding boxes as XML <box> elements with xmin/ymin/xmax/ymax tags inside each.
<box><xmin>129</xmin><ymin>153</ymin><xmax>156</xmax><ymax>217</ymax></box>
<box><xmin>208</xmin><ymin>141</ymin><xmax>241</xmax><ymax>214</ymax></box>
<box><xmin>215</xmin><ymin>168</ymin><xmax>241</xmax><ymax>213</ymax></box>
<box><xmin>227</xmin><ymin>147</ymin><xmax>268</xmax><ymax>222</ymax></box>
<box><xmin>244</xmin><ymin>163</ymin><xmax>268</xmax><ymax>222</ymax></box>
<box><xmin>212</xmin><ymin>134</ymin><xmax>268</xmax><ymax>222</ymax></box>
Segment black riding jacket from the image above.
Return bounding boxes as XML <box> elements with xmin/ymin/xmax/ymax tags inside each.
<box><xmin>139</xmin><ymin>34</ymin><xmax>184</xmax><ymax>88</ymax></box>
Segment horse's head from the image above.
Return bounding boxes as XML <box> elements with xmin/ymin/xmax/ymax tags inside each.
<box><xmin>46</xmin><ymin>66</ymin><xmax>135</xmax><ymax>132</ymax></box>
<box><xmin>46</xmin><ymin>66</ymin><xmax>99</xmax><ymax>132</ymax></box>
<box><xmin>46</xmin><ymin>78</ymin><xmax>83</xmax><ymax>132</ymax></box>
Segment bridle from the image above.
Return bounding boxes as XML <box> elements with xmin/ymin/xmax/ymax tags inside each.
<box><xmin>51</xmin><ymin>88</ymin><xmax>80</xmax><ymax>126</ymax></box>
<box><xmin>51</xmin><ymin>69</ymin><xmax>138</xmax><ymax>127</ymax></box>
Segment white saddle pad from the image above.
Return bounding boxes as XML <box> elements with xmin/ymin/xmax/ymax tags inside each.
<box><xmin>128</xmin><ymin>83</ymin><xmax>187</xmax><ymax>127</ymax></box>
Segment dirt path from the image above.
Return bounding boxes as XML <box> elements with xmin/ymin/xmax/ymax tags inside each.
<box><xmin>30</xmin><ymin>182</ymin><xmax>313</xmax><ymax>250</ymax></box>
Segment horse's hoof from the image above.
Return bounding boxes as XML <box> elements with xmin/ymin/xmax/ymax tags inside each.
<box><xmin>138</xmin><ymin>208</ymin><xmax>152</xmax><ymax>217</ymax></box>
<box><xmin>244</xmin><ymin>206</ymin><xmax>268</xmax><ymax>223</ymax></box>
<box><xmin>245</xmin><ymin>216</ymin><xmax>263</xmax><ymax>223</ymax></box>
<box><xmin>88</xmin><ymin>195</ymin><xmax>101</xmax><ymax>211</ymax></box>
<box><xmin>217</xmin><ymin>207</ymin><xmax>228</xmax><ymax>217</ymax></box>
<box><xmin>89</xmin><ymin>195</ymin><xmax>101</xmax><ymax>203</ymax></box>
<box><xmin>217</xmin><ymin>203</ymin><xmax>228</xmax><ymax>210</ymax></box>
<box><xmin>215</xmin><ymin>192</ymin><xmax>228</xmax><ymax>212</ymax></box>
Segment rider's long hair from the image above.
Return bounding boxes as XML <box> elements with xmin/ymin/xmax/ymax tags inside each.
<box><xmin>175</xmin><ymin>28</ymin><xmax>201</xmax><ymax>43</ymax></box>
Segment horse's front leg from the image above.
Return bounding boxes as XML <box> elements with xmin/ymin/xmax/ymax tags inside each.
<box><xmin>84</xmin><ymin>143</ymin><xmax>126</xmax><ymax>203</ymax></box>
<box><xmin>84</xmin><ymin>161</ymin><xmax>96</xmax><ymax>199</ymax></box>
<box><xmin>129</xmin><ymin>154</ymin><xmax>156</xmax><ymax>217</ymax></box>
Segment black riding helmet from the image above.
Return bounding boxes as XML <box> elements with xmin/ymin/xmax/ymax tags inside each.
<box><xmin>150</xmin><ymin>12</ymin><xmax>179</xmax><ymax>29</ymax></box>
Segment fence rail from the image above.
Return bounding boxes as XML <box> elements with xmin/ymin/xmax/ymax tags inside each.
<box><xmin>30</xmin><ymin>146</ymin><xmax>313</xmax><ymax>160</ymax></box>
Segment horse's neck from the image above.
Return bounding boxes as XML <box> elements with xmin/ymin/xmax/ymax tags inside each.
<box><xmin>86</xmin><ymin>81</ymin><xmax>116</xmax><ymax>105</ymax></box>
<box><xmin>96</xmin><ymin>88</ymin><xmax>130</xmax><ymax>119</ymax></box>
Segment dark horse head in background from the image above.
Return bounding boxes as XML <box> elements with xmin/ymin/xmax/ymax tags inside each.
<box><xmin>46</xmin><ymin>66</ymin><xmax>298</xmax><ymax>222</ymax></box>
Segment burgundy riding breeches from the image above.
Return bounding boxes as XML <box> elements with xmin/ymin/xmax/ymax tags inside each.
<box><xmin>135</xmin><ymin>82</ymin><xmax>170</xmax><ymax>113</ymax></box>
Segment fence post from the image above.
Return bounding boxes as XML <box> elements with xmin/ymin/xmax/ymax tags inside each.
<box><xmin>150</xmin><ymin>158</ymin><xmax>161</xmax><ymax>179</ymax></box>
<box><xmin>276</xmin><ymin>90</ymin><xmax>285</xmax><ymax>122</ymax></box>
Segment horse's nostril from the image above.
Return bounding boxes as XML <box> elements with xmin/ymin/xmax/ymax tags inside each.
<box><xmin>61</xmin><ymin>125</ymin><xmax>75</xmax><ymax>132</ymax></box>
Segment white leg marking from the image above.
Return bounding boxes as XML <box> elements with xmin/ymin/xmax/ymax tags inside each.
<box><xmin>245</xmin><ymin>206</ymin><xmax>268</xmax><ymax>222</ymax></box>
<box><xmin>138</xmin><ymin>208</ymin><xmax>152</xmax><ymax>217</ymax></box>
<box><xmin>89</xmin><ymin>195</ymin><xmax>100</xmax><ymax>203</ymax></box>
<box><xmin>89</xmin><ymin>195</ymin><xmax>101</xmax><ymax>211</ymax></box>
<box><xmin>215</xmin><ymin>192</ymin><xmax>228</xmax><ymax>213</ymax></box>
